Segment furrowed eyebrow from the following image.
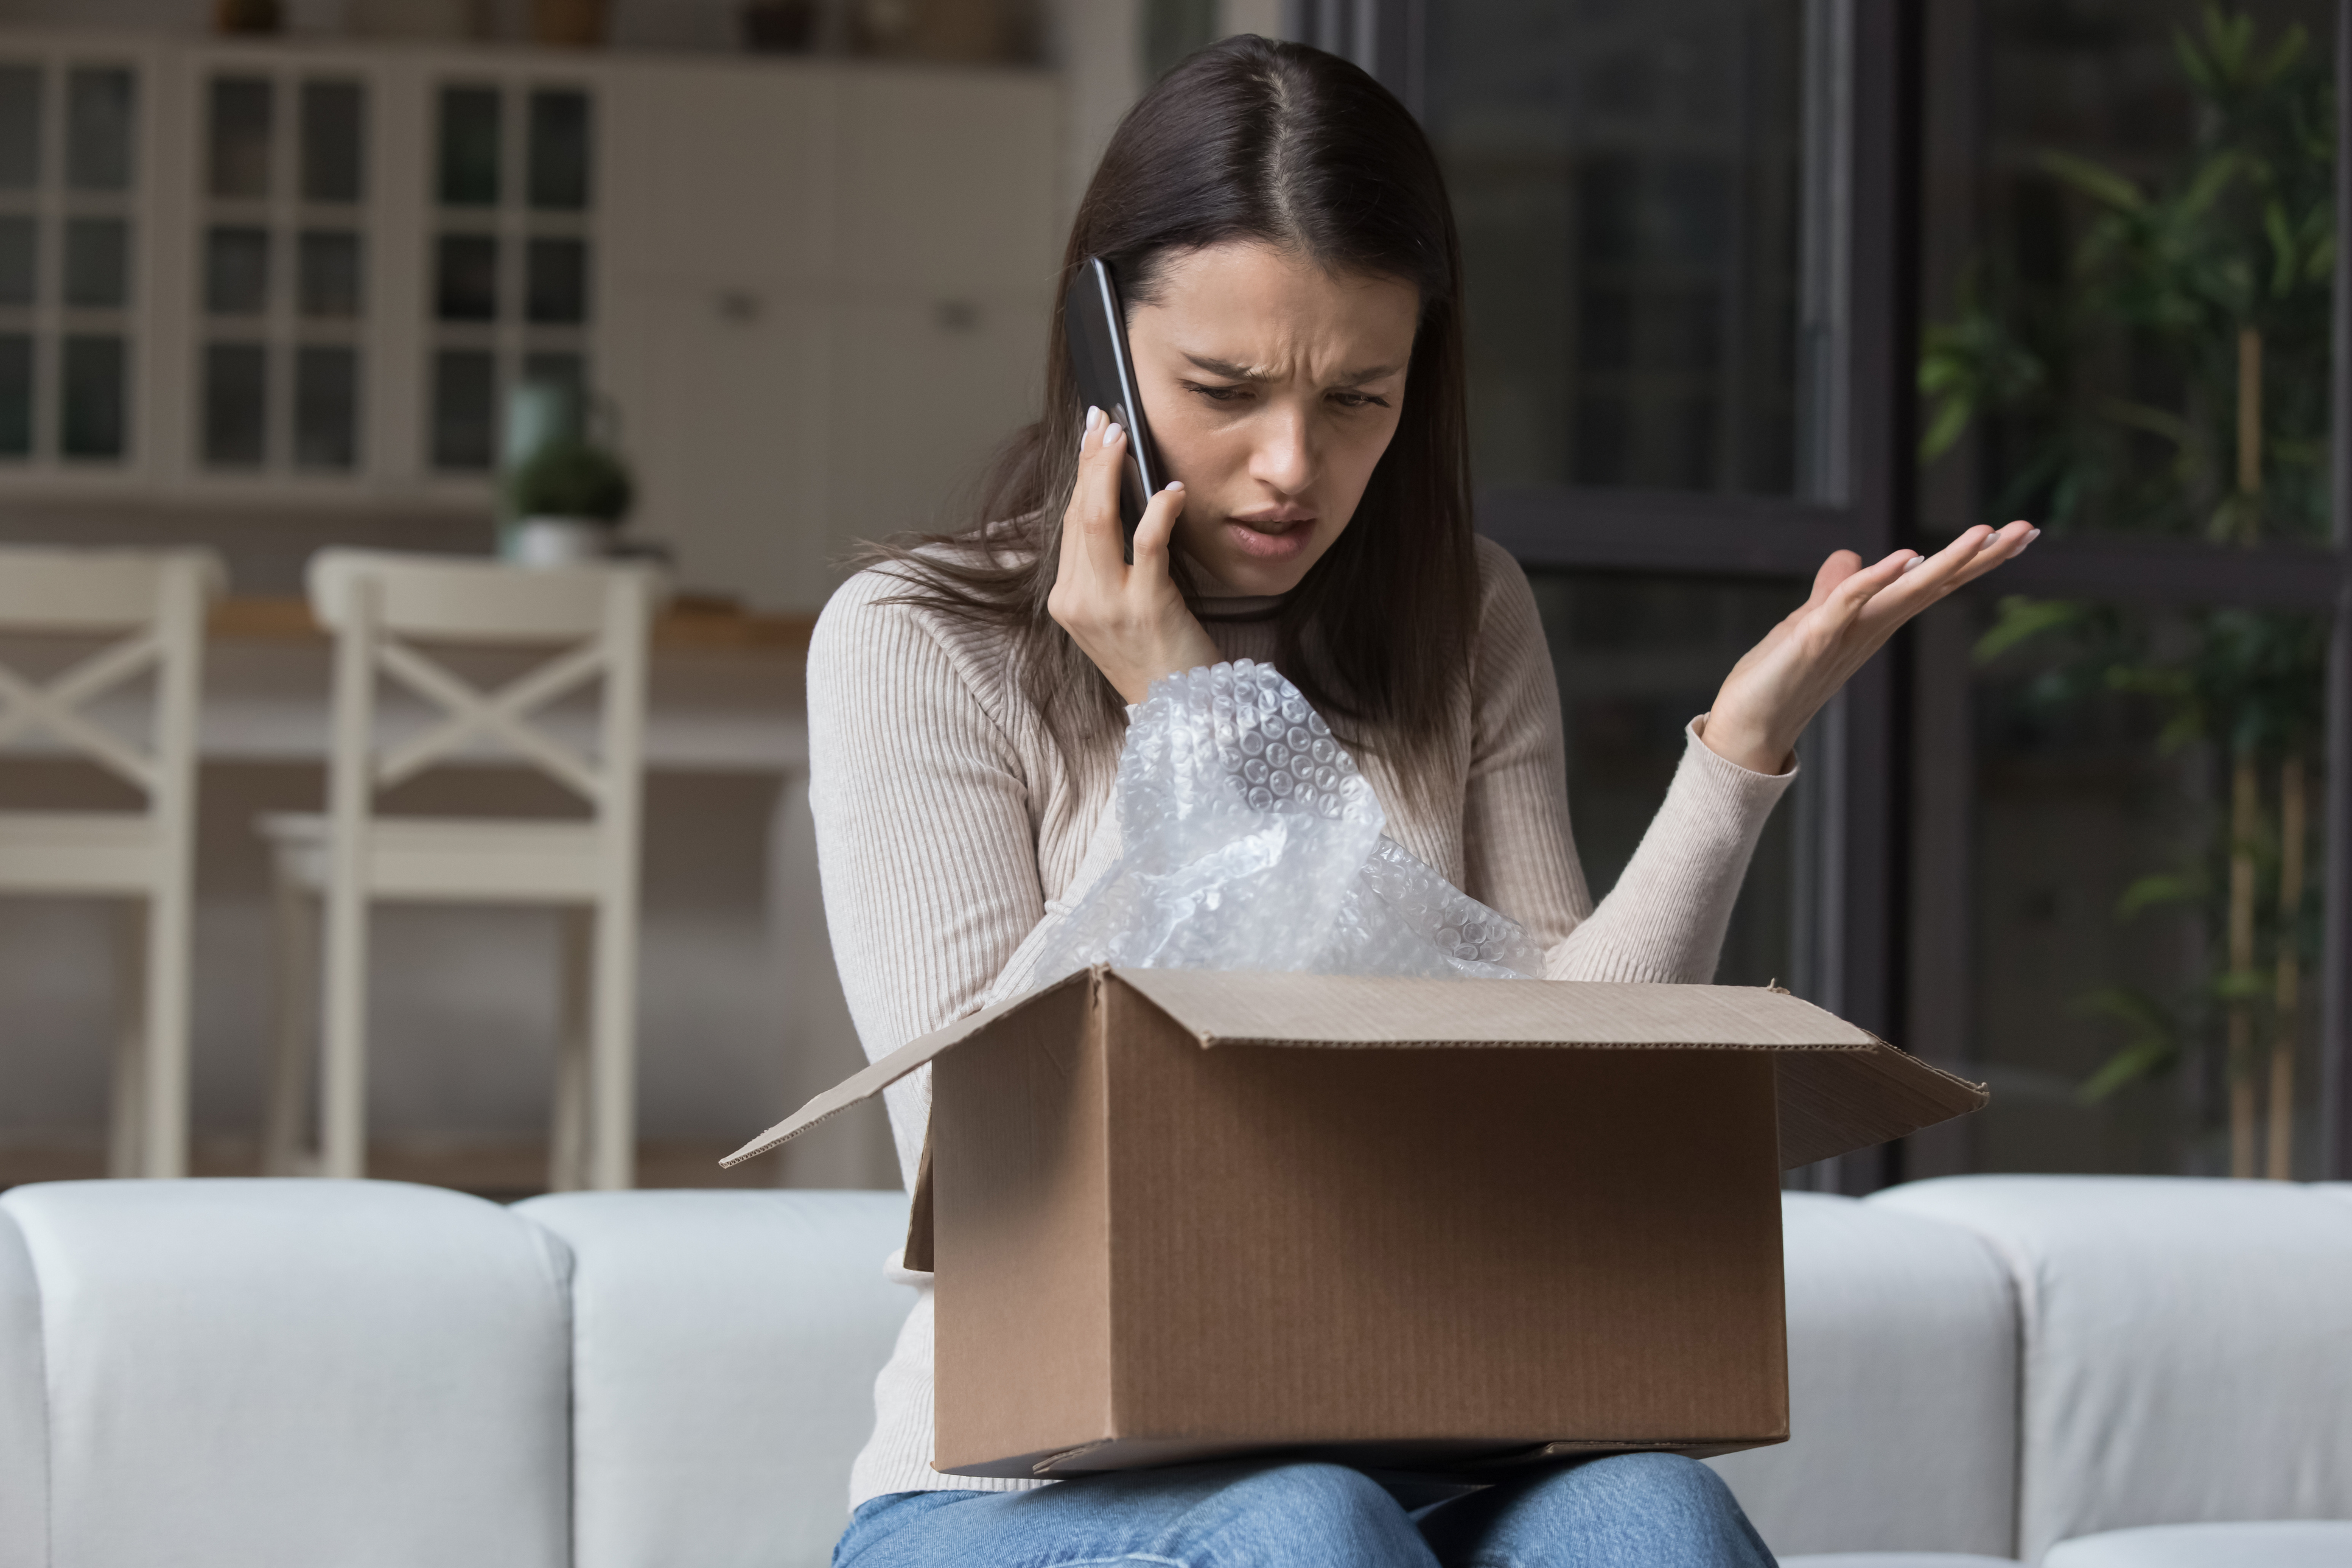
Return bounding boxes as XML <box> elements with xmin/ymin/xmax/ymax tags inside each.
<box><xmin>1181</xmin><ymin>353</ymin><xmax>1403</xmax><ymax>387</ymax></box>
<box><xmin>1182</xmin><ymin>354</ymin><xmax>1270</xmax><ymax>381</ymax></box>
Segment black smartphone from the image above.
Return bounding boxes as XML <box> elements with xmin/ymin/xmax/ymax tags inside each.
<box><xmin>1063</xmin><ymin>256</ymin><xmax>1164</xmax><ymax>560</ymax></box>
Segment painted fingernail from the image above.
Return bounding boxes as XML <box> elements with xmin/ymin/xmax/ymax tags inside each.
<box><xmin>1164</xmin><ymin>480</ymin><xmax>1184</xmax><ymax>492</ymax></box>
<box><xmin>1087</xmin><ymin>406</ymin><xmax>1103</xmax><ymax>428</ymax></box>
<box><xmin>1104</xmin><ymin>422</ymin><xmax>1123</xmax><ymax>445</ymax></box>
<box><xmin>2028</xmin><ymin>527</ymin><xmax>2042</xmax><ymax>541</ymax></box>
<box><xmin>1902</xmin><ymin>555</ymin><xmax>1925</xmax><ymax>573</ymax></box>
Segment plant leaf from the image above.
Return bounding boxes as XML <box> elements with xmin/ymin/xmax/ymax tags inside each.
<box><xmin>2039</xmin><ymin>150</ymin><xmax>2147</xmax><ymax>212</ymax></box>
<box><xmin>2212</xmin><ymin>968</ymin><xmax>2270</xmax><ymax>1003</ymax></box>
<box><xmin>2071</xmin><ymin>985</ymin><xmax>2179</xmax><ymax>1102</ymax></box>
<box><xmin>2116</xmin><ymin>872</ymin><xmax>2200</xmax><ymax>919</ymax></box>
<box><xmin>1974</xmin><ymin>597</ymin><xmax>2088</xmax><ymax>664</ymax></box>
<box><xmin>2079</xmin><ymin>1038</ymin><xmax>2179</xmax><ymax>1104</ymax></box>
<box><xmin>1919</xmin><ymin>395</ymin><xmax>1975</xmax><ymax>461</ymax></box>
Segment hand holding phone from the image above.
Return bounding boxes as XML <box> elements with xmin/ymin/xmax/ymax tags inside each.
<box><xmin>1063</xmin><ymin>257</ymin><xmax>1165</xmax><ymax>562</ymax></box>
<box><xmin>1049</xmin><ymin>262</ymin><xmax>1218</xmax><ymax>702</ymax></box>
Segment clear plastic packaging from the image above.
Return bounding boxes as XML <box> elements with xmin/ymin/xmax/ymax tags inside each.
<box><xmin>1029</xmin><ymin>660</ymin><xmax>1541</xmax><ymax>985</ymax></box>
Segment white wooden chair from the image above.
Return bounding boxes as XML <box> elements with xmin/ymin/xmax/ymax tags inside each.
<box><xmin>257</xmin><ymin>550</ymin><xmax>663</xmax><ymax>1191</ymax></box>
<box><xmin>0</xmin><ymin>547</ymin><xmax>225</xmax><ymax>1179</ymax></box>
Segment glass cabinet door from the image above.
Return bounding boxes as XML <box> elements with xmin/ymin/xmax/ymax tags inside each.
<box><xmin>197</xmin><ymin>69</ymin><xmax>367</xmax><ymax>473</ymax></box>
<box><xmin>0</xmin><ymin>56</ymin><xmax>139</xmax><ymax>465</ymax></box>
<box><xmin>428</xmin><ymin>81</ymin><xmax>592</xmax><ymax>472</ymax></box>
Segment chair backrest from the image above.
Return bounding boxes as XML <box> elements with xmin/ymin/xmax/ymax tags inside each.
<box><xmin>0</xmin><ymin>546</ymin><xmax>224</xmax><ymax>802</ymax></box>
<box><xmin>303</xmin><ymin>550</ymin><xmax>666</xmax><ymax>821</ymax></box>
<box><xmin>310</xmin><ymin>550</ymin><xmax>641</xmax><ymax>646</ymax></box>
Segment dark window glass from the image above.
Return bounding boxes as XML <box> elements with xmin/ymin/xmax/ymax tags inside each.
<box><xmin>436</xmin><ymin>86</ymin><xmax>500</xmax><ymax>207</ymax></box>
<box><xmin>295</xmin><ymin>344</ymin><xmax>358</xmax><ymax>470</ymax></box>
<box><xmin>298</xmin><ymin>229</ymin><xmax>362</xmax><ymax>318</ymax></box>
<box><xmin>1527</xmin><ymin>569</ymin><xmax>1806</xmax><ymax>988</ymax></box>
<box><xmin>525</xmin><ymin>236</ymin><xmax>587</xmax><ymax>324</ymax></box>
<box><xmin>205</xmin><ymin>225</ymin><xmax>269</xmax><ymax>315</ymax></box>
<box><xmin>0</xmin><ymin>215</ymin><xmax>35</xmax><ymax>306</ymax></box>
<box><xmin>208</xmin><ymin>76</ymin><xmax>272</xmax><ymax>200</ymax></box>
<box><xmin>1900</xmin><ymin>1</ymin><xmax>2339</xmax><ymax>1187</ymax></box>
<box><xmin>63</xmin><ymin>217</ymin><xmax>128</xmax><ymax>309</ymax></box>
<box><xmin>300</xmin><ymin>79</ymin><xmax>365</xmax><ymax>203</ymax></box>
<box><xmin>66</xmin><ymin>68</ymin><xmax>134</xmax><ymax>192</ymax></box>
<box><xmin>60</xmin><ymin>333</ymin><xmax>125</xmax><ymax>458</ymax></box>
<box><xmin>526</xmin><ymin>89</ymin><xmax>590</xmax><ymax>211</ymax></box>
<box><xmin>0</xmin><ymin>65</ymin><xmax>41</xmax><ymax>190</ymax></box>
<box><xmin>0</xmin><ymin>332</ymin><xmax>30</xmax><ymax>455</ymax></box>
<box><xmin>202</xmin><ymin>341</ymin><xmax>267</xmax><ymax>466</ymax></box>
<box><xmin>1960</xmin><ymin>598</ymin><xmax>2328</xmax><ymax>1178</ymax></box>
<box><xmin>1424</xmin><ymin>0</ymin><xmax>1806</xmax><ymax>495</ymax></box>
<box><xmin>430</xmin><ymin>348</ymin><xmax>496</xmax><ymax>469</ymax></box>
<box><xmin>435</xmin><ymin>233</ymin><xmax>498</xmax><ymax>321</ymax></box>
<box><xmin>1917</xmin><ymin>2</ymin><xmax>2336</xmax><ymax>547</ymax></box>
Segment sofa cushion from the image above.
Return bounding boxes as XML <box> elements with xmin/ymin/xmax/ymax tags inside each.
<box><xmin>1706</xmin><ymin>1193</ymin><xmax>2018</xmax><ymax>1560</ymax></box>
<box><xmin>1870</xmin><ymin>1177</ymin><xmax>2352</xmax><ymax>1563</ymax></box>
<box><xmin>0</xmin><ymin>1179</ymin><xmax>573</xmax><ymax>1568</ymax></box>
<box><xmin>516</xmin><ymin>1189</ymin><xmax>913</xmax><ymax>1568</ymax></box>
<box><xmin>2041</xmin><ymin>1521</ymin><xmax>2352</xmax><ymax>1567</ymax></box>
<box><xmin>0</xmin><ymin>1208</ymin><xmax>44</xmax><ymax>1568</ymax></box>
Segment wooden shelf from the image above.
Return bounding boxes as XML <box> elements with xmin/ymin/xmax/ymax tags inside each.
<box><xmin>209</xmin><ymin>595</ymin><xmax>816</xmax><ymax>656</ymax></box>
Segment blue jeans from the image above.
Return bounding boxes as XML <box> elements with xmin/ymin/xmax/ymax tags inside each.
<box><xmin>833</xmin><ymin>1454</ymin><xmax>1777</xmax><ymax>1567</ymax></box>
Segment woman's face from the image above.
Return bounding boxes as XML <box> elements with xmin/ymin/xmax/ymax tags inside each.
<box><xmin>1123</xmin><ymin>241</ymin><xmax>1419</xmax><ymax>597</ymax></box>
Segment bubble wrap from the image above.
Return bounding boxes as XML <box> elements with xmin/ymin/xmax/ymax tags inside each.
<box><xmin>1027</xmin><ymin>659</ymin><xmax>1542</xmax><ymax>986</ymax></box>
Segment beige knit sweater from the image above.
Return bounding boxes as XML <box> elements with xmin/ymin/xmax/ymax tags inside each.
<box><xmin>807</xmin><ymin>536</ymin><xmax>1796</xmax><ymax>1510</ymax></box>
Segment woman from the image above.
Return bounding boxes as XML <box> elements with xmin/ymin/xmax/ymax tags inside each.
<box><xmin>813</xmin><ymin>34</ymin><xmax>2031</xmax><ymax>1568</ymax></box>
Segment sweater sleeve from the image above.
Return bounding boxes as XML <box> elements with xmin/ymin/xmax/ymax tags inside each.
<box><xmin>1460</xmin><ymin>540</ymin><xmax>1797</xmax><ymax>984</ymax></box>
<box><xmin>805</xmin><ymin>569</ymin><xmax>1113</xmax><ymax>1191</ymax></box>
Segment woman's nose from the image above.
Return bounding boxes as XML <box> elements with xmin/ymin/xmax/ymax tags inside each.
<box><xmin>1250</xmin><ymin>408</ymin><xmax>1314</xmax><ymax>494</ymax></box>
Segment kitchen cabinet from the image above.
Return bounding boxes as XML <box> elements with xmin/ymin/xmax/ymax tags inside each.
<box><xmin>0</xmin><ymin>31</ymin><xmax>1062</xmax><ymax>614</ymax></box>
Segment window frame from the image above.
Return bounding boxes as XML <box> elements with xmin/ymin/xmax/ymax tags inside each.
<box><xmin>1314</xmin><ymin>0</ymin><xmax>2352</xmax><ymax>1185</ymax></box>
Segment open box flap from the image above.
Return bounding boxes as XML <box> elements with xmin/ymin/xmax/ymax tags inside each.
<box><xmin>723</xmin><ymin>968</ymin><xmax>1987</xmax><ymax>1180</ymax></box>
<box><xmin>1110</xmin><ymin>970</ymin><xmax>1881</xmax><ymax>1049</ymax></box>
<box><xmin>1105</xmin><ymin>970</ymin><xmax>1989</xmax><ymax>1171</ymax></box>
<box><xmin>718</xmin><ymin>968</ymin><xmax>1091</xmax><ymax>1168</ymax></box>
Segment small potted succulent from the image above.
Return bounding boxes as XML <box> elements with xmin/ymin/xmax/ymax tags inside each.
<box><xmin>505</xmin><ymin>432</ymin><xmax>636</xmax><ymax>567</ymax></box>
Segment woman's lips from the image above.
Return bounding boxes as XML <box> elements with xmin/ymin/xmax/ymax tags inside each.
<box><xmin>1223</xmin><ymin>515</ymin><xmax>1315</xmax><ymax>559</ymax></box>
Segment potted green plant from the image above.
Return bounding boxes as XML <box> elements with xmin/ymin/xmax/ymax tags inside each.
<box><xmin>1920</xmin><ymin>6</ymin><xmax>2332</xmax><ymax>1178</ymax></box>
<box><xmin>506</xmin><ymin>433</ymin><xmax>636</xmax><ymax>567</ymax></box>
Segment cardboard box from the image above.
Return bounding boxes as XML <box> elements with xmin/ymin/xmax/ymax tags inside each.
<box><xmin>726</xmin><ymin>967</ymin><xmax>1985</xmax><ymax>1480</ymax></box>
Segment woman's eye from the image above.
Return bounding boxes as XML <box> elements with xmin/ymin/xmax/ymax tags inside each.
<box><xmin>1186</xmin><ymin>382</ymin><xmax>1250</xmax><ymax>404</ymax></box>
<box><xmin>1329</xmin><ymin>391</ymin><xmax>1390</xmax><ymax>410</ymax></box>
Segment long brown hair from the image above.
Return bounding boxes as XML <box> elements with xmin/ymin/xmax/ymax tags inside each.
<box><xmin>863</xmin><ymin>35</ymin><xmax>1477</xmax><ymax>800</ymax></box>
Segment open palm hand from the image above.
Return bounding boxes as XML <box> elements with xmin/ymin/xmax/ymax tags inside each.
<box><xmin>1700</xmin><ymin>521</ymin><xmax>2039</xmax><ymax>774</ymax></box>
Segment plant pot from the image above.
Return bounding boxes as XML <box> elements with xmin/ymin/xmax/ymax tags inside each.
<box><xmin>508</xmin><ymin>517</ymin><xmax>613</xmax><ymax>567</ymax></box>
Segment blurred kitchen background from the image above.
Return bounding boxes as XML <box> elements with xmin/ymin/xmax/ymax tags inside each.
<box><xmin>1</xmin><ymin>0</ymin><xmax>2347</xmax><ymax>1195</ymax></box>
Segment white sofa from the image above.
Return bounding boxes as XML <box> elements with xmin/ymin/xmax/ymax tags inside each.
<box><xmin>0</xmin><ymin>1175</ymin><xmax>2346</xmax><ymax>1568</ymax></box>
